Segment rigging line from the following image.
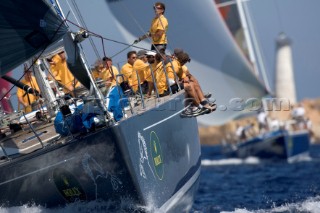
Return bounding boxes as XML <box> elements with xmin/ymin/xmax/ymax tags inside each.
<box><xmin>119</xmin><ymin>1</ymin><xmax>150</xmax><ymax>39</ymax></box>
<box><xmin>70</xmin><ymin>0</ymin><xmax>101</xmax><ymax>59</ymax></box>
<box><xmin>65</xmin><ymin>0</ymin><xmax>81</xmax><ymax>26</ymax></box>
<box><xmin>66</xmin><ymin>19</ymin><xmax>148</xmax><ymax>58</ymax></box>
<box><xmin>66</xmin><ymin>19</ymin><xmax>131</xmax><ymax>47</ymax></box>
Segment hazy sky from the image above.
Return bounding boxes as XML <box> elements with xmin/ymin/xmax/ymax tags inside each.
<box><xmin>247</xmin><ymin>0</ymin><xmax>320</xmax><ymax>101</ymax></box>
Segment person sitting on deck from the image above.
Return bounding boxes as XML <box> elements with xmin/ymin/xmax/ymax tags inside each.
<box><xmin>176</xmin><ymin>52</ymin><xmax>216</xmax><ymax>117</ymax></box>
<box><xmin>132</xmin><ymin>50</ymin><xmax>149</xmax><ymax>94</ymax></box>
<box><xmin>120</xmin><ymin>51</ymin><xmax>137</xmax><ymax>93</ymax></box>
<box><xmin>17</xmin><ymin>65</ymin><xmax>41</xmax><ymax>113</ymax></box>
<box><xmin>145</xmin><ymin>51</ymin><xmax>157</xmax><ymax>97</ymax></box>
<box><xmin>91</xmin><ymin>59</ymin><xmax>108</xmax><ymax>96</ymax></box>
<box><xmin>153</xmin><ymin>53</ymin><xmax>170</xmax><ymax>97</ymax></box>
<box><xmin>102</xmin><ymin>57</ymin><xmax>120</xmax><ymax>93</ymax></box>
<box><xmin>171</xmin><ymin>48</ymin><xmax>214</xmax><ymax>108</ymax></box>
<box><xmin>103</xmin><ymin>56</ymin><xmax>127</xmax><ymax>122</ymax></box>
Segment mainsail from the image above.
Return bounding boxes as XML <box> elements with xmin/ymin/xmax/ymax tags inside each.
<box><xmin>105</xmin><ymin>0</ymin><xmax>268</xmax><ymax>125</ymax></box>
<box><xmin>0</xmin><ymin>0</ymin><xmax>68</xmax><ymax>76</ymax></box>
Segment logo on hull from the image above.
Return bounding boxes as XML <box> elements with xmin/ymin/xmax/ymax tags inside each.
<box><xmin>53</xmin><ymin>168</ymin><xmax>87</xmax><ymax>203</ymax></box>
<box><xmin>150</xmin><ymin>131</ymin><xmax>164</xmax><ymax>180</ymax></box>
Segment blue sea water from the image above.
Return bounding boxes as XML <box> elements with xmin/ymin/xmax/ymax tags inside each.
<box><xmin>1</xmin><ymin>145</ymin><xmax>320</xmax><ymax>213</ymax></box>
<box><xmin>191</xmin><ymin>144</ymin><xmax>320</xmax><ymax>213</ymax></box>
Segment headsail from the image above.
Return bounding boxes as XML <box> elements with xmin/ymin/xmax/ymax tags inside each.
<box><xmin>0</xmin><ymin>0</ymin><xmax>68</xmax><ymax>76</ymax></box>
<box><xmin>104</xmin><ymin>0</ymin><xmax>268</xmax><ymax>125</ymax></box>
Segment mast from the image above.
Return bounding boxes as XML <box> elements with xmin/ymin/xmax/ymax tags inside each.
<box><xmin>216</xmin><ymin>0</ymin><xmax>271</xmax><ymax>93</ymax></box>
<box><xmin>235</xmin><ymin>0</ymin><xmax>259</xmax><ymax>75</ymax></box>
<box><xmin>33</xmin><ymin>59</ymin><xmax>59</xmax><ymax>118</ymax></box>
<box><xmin>51</xmin><ymin>0</ymin><xmax>109</xmax><ymax>118</ymax></box>
<box><xmin>241</xmin><ymin>1</ymin><xmax>271</xmax><ymax>93</ymax></box>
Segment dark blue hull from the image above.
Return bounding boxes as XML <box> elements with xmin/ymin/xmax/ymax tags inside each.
<box><xmin>0</xmin><ymin>93</ymin><xmax>201</xmax><ymax>212</ymax></box>
<box><xmin>225</xmin><ymin>130</ymin><xmax>310</xmax><ymax>161</ymax></box>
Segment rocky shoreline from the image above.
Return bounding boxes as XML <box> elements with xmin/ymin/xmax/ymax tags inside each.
<box><xmin>199</xmin><ymin>98</ymin><xmax>320</xmax><ymax>145</ymax></box>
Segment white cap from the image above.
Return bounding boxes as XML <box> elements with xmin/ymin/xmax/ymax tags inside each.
<box><xmin>146</xmin><ymin>51</ymin><xmax>156</xmax><ymax>56</ymax></box>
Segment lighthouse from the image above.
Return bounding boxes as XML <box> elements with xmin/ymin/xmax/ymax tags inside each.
<box><xmin>275</xmin><ymin>32</ymin><xmax>297</xmax><ymax>105</ymax></box>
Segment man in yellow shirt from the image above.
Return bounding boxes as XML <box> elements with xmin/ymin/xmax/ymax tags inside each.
<box><xmin>92</xmin><ymin>59</ymin><xmax>104</xmax><ymax>81</ymax></box>
<box><xmin>145</xmin><ymin>51</ymin><xmax>157</xmax><ymax>97</ymax></box>
<box><xmin>51</xmin><ymin>51</ymin><xmax>80</xmax><ymax>95</ymax></box>
<box><xmin>120</xmin><ymin>51</ymin><xmax>137</xmax><ymax>89</ymax></box>
<box><xmin>175</xmin><ymin>52</ymin><xmax>216</xmax><ymax>117</ymax></box>
<box><xmin>154</xmin><ymin>53</ymin><xmax>169</xmax><ymax>97</ymax></box>
<box><xmin>17</xmin><ymin>67</ymin><xmax>40</xmax><ymax>113</ymax></box>
<box><xmin>132</xmin><ymin>50</ymin><xmax>149</xmax><ymax>93</ymax></box>
<box><xmin>136</xmin><ymin>2</ymin><xmax>168</xmax><ymax>51</ymax></box>
<box><xmin>102</xmin><ymin>57</ymin><xmax>119</xmax><ymax>89</ymax></box>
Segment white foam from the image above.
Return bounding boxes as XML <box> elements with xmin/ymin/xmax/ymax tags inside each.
<box><xmin>201</xmin><ymin>157</ymin><xmax>260</xmax><ymax>166</ymax></box>
<box><xmin>219</xmin><ymin>196</ymin><xmax>320</xmax><ymax>213</ymax></box>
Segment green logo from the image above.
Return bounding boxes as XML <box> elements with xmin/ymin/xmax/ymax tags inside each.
<box><xmin>150</xmin><ymin>131</ymin><xmax>164</xmax><ymax>180</ymax></box>
<box><xmin>53</xmin><ymin>168</ymin><xmax>87</xmax><ymax>203</ymax></box>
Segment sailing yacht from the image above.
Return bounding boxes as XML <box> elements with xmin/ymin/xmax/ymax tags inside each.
<box><xmin>215</xmin><ymin>0</ymin><xmax>310</xmax><ymax>161</ymax></box>
<box><xmin>0</xmin><ymin>0</ymin><xmax>269</xmax><ymax>211</ymax></box>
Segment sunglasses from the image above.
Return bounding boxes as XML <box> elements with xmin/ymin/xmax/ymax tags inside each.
<box><xmin>147</xmin><ymin>56</ymin><xmax>155</xmax><ymax>58</ymax></box>
<box><xmin>153</xmin><ymin>6</ymin><xmax>163</xmax><ymax>10</ymax></box>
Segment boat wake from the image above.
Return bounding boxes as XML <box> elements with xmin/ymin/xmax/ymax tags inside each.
<box><xmin>201</xmin><ymin>157</ymin><xmax>260</xmax><ymax>166</ymax></box>
<box><xmin>0</xmin><ymin>199</ymin><xmax>157</xmax><ymax>213</ymax></box>
<box><xmin>220</xmin><ymin>196</ymin><xmax>320</xmax><ymax>213</ymax></box>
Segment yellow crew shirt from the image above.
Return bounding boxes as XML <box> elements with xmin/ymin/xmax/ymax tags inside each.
<box><xmin>51</xmin><ymin>54</ymin><xmax>80</xmax><ymax>92</ymax></box>
<box><xmin>145</xmin><ymin>63</ymin><xmax>157</xmax><ymax>83</ymax></box>
<box><xmin>101</xmin><ymin>65</ymin><xmax>119</xmax><ymax>88</ymax></box>
<box><xmin>120</xmin><ymin>63</ymin><xmax>133</xmax><ymax>86</ymax></box>
<box><xmin>132</xmin><ymin>59</ymin><xmax>148</xmax><ymax>92</ymax></box>
<box><xmin>150</xmin><ymin>14</ymin><xmax>168</xmax><ymax>45</ymax></box>
<box><xmin>154</xmin><ymin>62</ymin><xmax>168</xmax><ymax>95</ymax></box>
<box><xmin>17</xmin><ymin>76</ymin><xmax>40</xmax><ymax>113</ymax></box>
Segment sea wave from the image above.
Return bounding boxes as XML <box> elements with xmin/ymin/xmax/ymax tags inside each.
<box><xmin>0</xmin><ymin>199</ymin><xmax>153</xmax><ymax>213</ymax></box>
<box><xmin>201</xmin><ymin>157</ymin><xmax>260</xmax><ymax>166</ymax></box>
<box><xmin>219</xmin><ymin>196</ymin><xmax>320</xmax><ymax>213</ymax></box>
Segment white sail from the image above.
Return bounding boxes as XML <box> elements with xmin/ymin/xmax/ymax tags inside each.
<box><xmin>0</xmin><ymin>0</ymin><xmax>68</xmax><ymax>75</ymax></box>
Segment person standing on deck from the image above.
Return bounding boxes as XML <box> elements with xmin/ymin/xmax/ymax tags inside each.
<box><xmin>136</xmin><ymin>2</ymin><xmax>168</xmax><ymax>52</ymax></box>
<box><xmin>17</xmin><ymin>66</ymin><xmax>40</xmax><ymax>113</ymax></box>
<box><xmin>257</xmin><ymin>110</ymin><xmax>268</xmax><ymax>133</ymax></box>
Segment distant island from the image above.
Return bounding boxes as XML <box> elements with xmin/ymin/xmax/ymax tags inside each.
<box><xmin>199</xmin><ymin>98</ymin><xmax>320</xmax><ymax>145</ymax></box>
